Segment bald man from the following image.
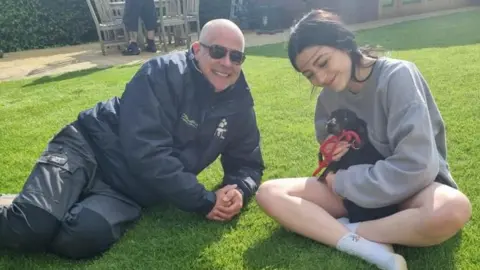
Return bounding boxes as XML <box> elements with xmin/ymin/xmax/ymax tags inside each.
<box><xmin>0</xmin><ymin>19</ymin><xmax>264</xmax><ymax>259</ymax></box>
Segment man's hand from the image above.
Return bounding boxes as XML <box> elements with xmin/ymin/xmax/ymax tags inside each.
<box><xmin>222</xmin><ymin>187</ymin><xmax>243</xmax><ymax>215</ymax></box>
<box><xmin>206</xmin><ymin>185</ymin><xmax>244</xmax><ymax>222</ymax></box>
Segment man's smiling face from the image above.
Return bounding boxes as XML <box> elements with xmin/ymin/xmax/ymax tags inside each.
<box><xmin>193</xmin><ymin>21</ymin><xmax>245</xmax><ymax>92</ymax></box>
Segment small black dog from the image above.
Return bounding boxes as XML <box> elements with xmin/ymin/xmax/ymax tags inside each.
<box><xmin>318</xmin><ymin>109</ymin><xmax>399</xmax><ymax>223</ymax></box>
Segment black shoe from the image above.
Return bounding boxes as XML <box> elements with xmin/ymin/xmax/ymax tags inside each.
<box><xmin>145</xmin><ymin>39</ymin><xmax>157</xmax><ymax>53</ymax></box>
<box><xmin>122</xmin><ymin>42</ymin><xmax>141</xmax><ymax>56</ymax></box>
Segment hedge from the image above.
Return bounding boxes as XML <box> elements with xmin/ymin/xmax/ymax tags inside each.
<box><xmin>0</xmin><ymin>0</ymin><xmax>98</xmax><ymax>53</ymax></box>
<box><xmin>0</xmin><ymin>0</ymin><xmax>233</xmax><ymax>53</ymax></box>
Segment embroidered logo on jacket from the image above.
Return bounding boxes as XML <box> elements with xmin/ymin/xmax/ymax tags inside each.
<box><xmin>181</xmin><ymin>113</ymin><xmax>198</xmax><ymax>128</ymax></box>
<box><xmin>214</xmin><ymin>118</ymin><xmax>228</xmax><ymax>139</ymax></box>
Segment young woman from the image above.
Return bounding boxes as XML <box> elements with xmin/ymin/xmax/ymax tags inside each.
<box><xmin>255</xmin><ymin>9</ymin><xmax>472</xmax><ymax>270</ymax></box>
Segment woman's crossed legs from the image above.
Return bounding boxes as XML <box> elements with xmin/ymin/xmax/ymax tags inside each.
<box><xmin>255</xmin><ymin>177</ymin><xmax>471</xmax><ymax>269</ymax></box>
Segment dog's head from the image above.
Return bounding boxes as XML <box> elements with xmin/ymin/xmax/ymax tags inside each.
<box><xmin>326</xmin><ymin>109</ymin><xmax>360</xmax><ymax>135</ymax></box>
<box><xmin>326</xmin><ymin>109</ymin><xmax>367</xmax><ymax>144</ymax></box>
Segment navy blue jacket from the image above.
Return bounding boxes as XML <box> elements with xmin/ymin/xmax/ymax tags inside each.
<box><xmin>76</xmin><ymin>50</ymin><xmax>265</xmax><ymax>215</ymax></box>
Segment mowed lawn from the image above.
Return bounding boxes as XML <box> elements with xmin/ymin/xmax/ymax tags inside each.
<box><xmin>1</xmin><ymin>9</ymin><xmax>480</xmax><ymax>270</ymax></box>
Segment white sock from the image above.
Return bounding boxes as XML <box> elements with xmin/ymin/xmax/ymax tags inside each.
<box><xmin>345</xmin><ymin>222</ymin><xmax>359</xmax><ymax>233</ymax></box>
<box><xmin>336</xmin><ymin>217</ymin><xmax>350</xmax><ymax>225</ymax></box>
<box><xmin>337</xmin><ymin>218</ymin><xmax>394</xmax><ymax>253</ymax></box>
<box><xmin>336</xmin><ymin>217</ymin><xmax>359</xmax><ymax>233</ymax></box>
<box><xmin>336</xmin><ymin>232</ymin><xmax>402</xmax><ymax>270</ymax></box>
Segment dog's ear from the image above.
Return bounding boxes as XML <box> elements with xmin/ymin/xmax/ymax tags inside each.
<box><xmin>357</xmin><ymin>124</ymin><xmax>366</xmax><ymax>137</ymax></box>
<box><xmin>355</xmin><ymin>119</ymin><xmax>369</xmax><ymax>144</ymax></box>
<box><xmin>342</xmin><ymin>114</ymin><xmax>355</xmax><ymax>131</ymax></box>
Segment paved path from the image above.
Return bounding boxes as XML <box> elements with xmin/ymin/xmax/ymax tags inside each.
<box><xmin>0</xmin><ymin>6</ymin><xmax>477</xmax><ymax>83</ymax></box>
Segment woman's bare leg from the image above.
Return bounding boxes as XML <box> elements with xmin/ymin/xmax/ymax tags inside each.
<box><xmin>256</xmin><ymin>176</ymin><xmax>349</xmax><ymax>247</ymax></box>
<box><xmin>353</xmin><ymin>182</ymin><xmax>471</xmax><ymax>247</ymax></box>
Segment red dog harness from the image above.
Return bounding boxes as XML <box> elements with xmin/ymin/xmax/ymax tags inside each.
<box><xmin>312</xmin><ymin>130</ymin><xmax>362</xmax><ymax>177</ymax></box>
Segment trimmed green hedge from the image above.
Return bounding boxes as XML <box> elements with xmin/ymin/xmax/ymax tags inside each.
<box><xmin>0</xmin><ymin>0</ymin><xmax>234</xmax><ymax>53</ymax></box>
<box><xmin>0</xmin><ymin>0</ymin><xmax>98</xmax><ymax>53</ymax></box>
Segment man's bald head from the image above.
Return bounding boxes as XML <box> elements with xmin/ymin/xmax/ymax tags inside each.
<box><xmin>199</xmin><ymin>19</ymin><xmax>245</xmax><ymax>52</ymax></box>
<box><xmin>192</xmin><ymin>19</ymin><xmax>246</xmax><ymax>92</ymax></box>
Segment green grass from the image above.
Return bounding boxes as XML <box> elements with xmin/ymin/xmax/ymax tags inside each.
<box><xmin>1</xmin><ymin>8</ymin><xmax>480</xmax><ymax>270</ymax></box>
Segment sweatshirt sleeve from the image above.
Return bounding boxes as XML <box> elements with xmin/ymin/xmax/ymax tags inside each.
<box><xmin>333</xmin><ymin>62</ymin><xmax>440</xmax><ymax>208</ymax></box>
<box><xmin>118</xmin><ymin>60</ymin><xmax>216</xmax><ymax>215</ymax></box>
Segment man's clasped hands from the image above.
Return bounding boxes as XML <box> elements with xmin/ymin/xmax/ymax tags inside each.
<box><xmin>206</xmin><ymin>185</ymin><xmax>243</xmax><ymax>222</ymax></box>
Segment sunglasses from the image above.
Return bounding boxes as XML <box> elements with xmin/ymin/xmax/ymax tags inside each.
<box><xmin>200</xmin><ymin>42</ymin><xmax>246</xmax><ymax>65</ymax></box>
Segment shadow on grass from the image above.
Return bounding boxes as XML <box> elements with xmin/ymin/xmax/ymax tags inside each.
<box><xmin>0</xmin><ymin>204</ymin><xmax>239</xmax><ymax>269</ymax></box>
<box><xmin>394</xmin><ymin>230</ymin><xmax>464</xmax><ymax>270</ymax></box>
<box><xmin>243</xmin><ymin>228</ymin><xmax>308</xmax><ymax>269</ymax></box>
<box><xmin>22</xmin><ymin>67</ymin><xmax>111</xmax><ymax>88</ymax></box>
<box><xmin>243</xmin><ymin>228</ymin><xmax>464</xmax><ymax>270</ymax></box>
<box><xmin>242</xmin><ymin>228</ymin><xmax>360</xmax><ymax>270</ymax></box>
<box><xmin>246</xmin><ymin>9</ymin><xmax>480</xmax><ymax>59</ymax></box>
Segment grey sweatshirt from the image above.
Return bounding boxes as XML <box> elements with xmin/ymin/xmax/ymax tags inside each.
<box><xmin>315</xmin><ymin>57</ymin><xmax>457</xmax><ymax>208</ymax></box>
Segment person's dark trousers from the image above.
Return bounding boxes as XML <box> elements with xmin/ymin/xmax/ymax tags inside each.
<box><xmin>0</xmin><ymin>122</ymin><xmax>142</xmax><ymax>259</ymax></box>
<box><xmin>123</xmin><ymin>0</ymin><xmax>157</xmax><ymax>33</ymax></box>
<box><xmin>122</xmin><ymin>0</ymin><xmax>157</xmax><ymax>54</ymax></box>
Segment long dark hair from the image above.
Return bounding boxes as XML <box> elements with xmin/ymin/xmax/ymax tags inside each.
<box><xmin>288</xmin><ymin>9</ymin><xmax>381</xmax><ymax>83</ymax></box>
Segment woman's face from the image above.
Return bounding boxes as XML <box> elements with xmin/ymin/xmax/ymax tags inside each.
<box><xmin>295</xmin><ymin>45</ymin><xmax>352</xmax><ymax>92</ymax></box>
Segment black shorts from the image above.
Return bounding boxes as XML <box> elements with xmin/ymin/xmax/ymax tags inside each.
<box><xmin>344</xmin><ymin>174</ymin><xmax>454</xmax><ymax>223</ymax></box>
<box><xmin>123</xmin><ymin>0</ymin><xmax>157</xmax><ymax>32</ymax></box>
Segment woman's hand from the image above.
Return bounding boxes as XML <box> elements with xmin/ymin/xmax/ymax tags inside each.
<box><xmin>324</xmin><ymin>135</ymin><xmax>351</xmax><ymax>161</ymax></box>
<box><xmin>325</xmin><ymin>172</ymin><xmax>336</xmax><ymax>193</ymax></box>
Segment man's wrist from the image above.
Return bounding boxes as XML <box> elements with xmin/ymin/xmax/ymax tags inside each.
<box><xmin>197</xmin><ymin>191</ymin><xmax>216</xmax><ymax>215</ymax></box>
<box><xmin>235</xmin><ymin>186</ymin><xmax>245</xmax><ymax>198</ymax></box>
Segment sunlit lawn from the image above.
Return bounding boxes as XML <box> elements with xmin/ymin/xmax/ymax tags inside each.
<box><xmin>0</xmin><ymin>8</ymin><xmax>479</xmax><ymax>270</ymax></box>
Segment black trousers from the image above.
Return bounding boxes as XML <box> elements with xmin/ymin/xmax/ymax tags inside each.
<box><xmin>0</xmin><ymin>122</ymin><xmax>142</xmax><ymax>259</ymax></box>
<box><xmin>123</xmin><ymin>0</ymin><xmax>157</xmax><ymax>32</ymax></box>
